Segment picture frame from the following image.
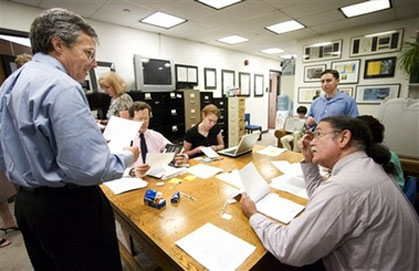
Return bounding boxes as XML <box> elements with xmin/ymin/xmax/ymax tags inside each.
<box><xmin>355</xmin><ymin>84</ymin><xmax>400</xmax><ymax>104</ymax></box>
<box><xmin>350</xmin><ymin>29</ymin><xmax>403</xmax><ymax>57</ymax></box>
<box><xmin>331</xmin><ymin>59</ymin><xmax>360</xmax><ymax>84</ymax></box>
<box><xmin>221</xmin><ymin>69</ymin><xmax>235</xmax><ymax>96</ymax></box>
<box><xmin>303</xmin><ymin>39</ymin><xmax>342</xmax><ymax>62</ymax></box>
<box><xmin>239</xmin><ymin>72</ymin><xmax>251</xmax><ymax>97</ymax></box>
<box><xmin>89</xmin><ymin>61</ymin><xmax>115</xmax><ymax>92</ymax></box>
<box><xmin>175</xmin><ymin>64</ymin><xmax>198</xmax><ymax>84</ymax></box>
<box><xmin>364</xmin><ymin>57</ymin><xmax>397</xmax><ymax>79</ymax></box>
<box><xmin>298</xmin><ymin>87</ymin><xmax>323</xmax><ymax>103</ymax></box>
<box><xmin>204</xmin><ymin>67</ymin><xmax>216</xmax><ymax>89</ymax></box>
<box><xmin>304</xmin><ymin>64</ymin><xmax>326</xmax><ymax>82</ymax></box>
<box><xmin>339</xmin><ymin>86</ymin><xmax>354</xmax><ymax>97</ymax></box>
<box><xmin>254</xmin><ymin>74</ymin><xmax>264</xmax><ymax>97</ymax></box>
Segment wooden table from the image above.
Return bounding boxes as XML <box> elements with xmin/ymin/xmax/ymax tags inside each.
<box><xmin>101</xmin><ymin>146</ymin><xmax>305</xmax><ymax>270</ymax></box>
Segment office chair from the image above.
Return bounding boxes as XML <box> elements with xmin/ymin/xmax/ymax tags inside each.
<box><xmin>403</xmin><ymin>176</ymin><xmax>417</xmax><ymax>205</ymax></box>
<box><xmin>244</xmin><ymin>113</ymin><xmax>262</xmax><ymax>140</ymax></box>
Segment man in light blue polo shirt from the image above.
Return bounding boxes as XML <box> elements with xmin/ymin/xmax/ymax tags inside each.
<box><xmin>306</xmin><ymin>69</ymin><xmax>358</xmax><ymax>130</ymax></box>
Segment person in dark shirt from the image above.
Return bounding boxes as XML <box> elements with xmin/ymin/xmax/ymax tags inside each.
<box><xmin>183</xmin><ymin>104</ymin><xmax>224</xmax><ymax>157</ymax></box>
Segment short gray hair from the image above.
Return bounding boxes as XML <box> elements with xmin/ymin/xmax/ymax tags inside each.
<box><xmin>30</xmin><ymin>8</ymin><xmax>97</xmax><ymax>54</ymax></box>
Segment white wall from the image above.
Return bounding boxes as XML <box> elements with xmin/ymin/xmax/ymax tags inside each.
<box><xmin>293</xmin><ymin>18</ymin><xmax>417</xmax><ymax>117</ymax></box>
<box><xmin>0</xmin><ymin>1</ymin><xmax>282</xmax><ymax>130</ymax></box>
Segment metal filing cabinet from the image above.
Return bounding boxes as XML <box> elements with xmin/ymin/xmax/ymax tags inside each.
<box><xmin>127</xmin><ymin>91</ymin><xmax>185</xmax><ymax>144</ymax></box>
<box><xmin>227</xmin><ymin>97</ymin><xmax>246</xmax><ymax>147</ymax></box>
<box><xmin>213</xmin><ymin>97</ymin><xmax>228</xmax><ymax>147</ymax></box>
<box><xmin>180</xmin><ymin>89</ymin><xmax>201</xmax><ymax>131</ymax></box>
<box><xmin>200</xmin><ymin>91</ymin><xmax>213</xmax><ymax>110</ymax></box>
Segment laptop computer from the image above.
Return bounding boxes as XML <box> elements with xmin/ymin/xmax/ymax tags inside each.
<box><xmin>218</xmin><ymin>132</ymin><xmax>260</xmax><ymax>157</ymax></box>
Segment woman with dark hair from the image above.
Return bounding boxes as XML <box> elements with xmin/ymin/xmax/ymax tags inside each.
<box><xmin>357</xmin><ymin>115</ymin><xmax>404</xmax><ymax>189</ymax></box>
<box><xmin>239</xmin><ymin>116</ymin><xmax>418</xmax><ymax>270</ymax></box>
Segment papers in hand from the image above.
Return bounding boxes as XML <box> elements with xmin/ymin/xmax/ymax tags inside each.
<box><xmin>175</xmin><ymin>223</ymin><xmax>256</xmax><ymax>271</ymax></box>
<box><xmin>216</xmin><ymin>170</ymin><xmax>243</xmax><ymax>190</ymax></box>
<box><xmin>187</xmin><ymin>164</ymin><xmax>223</xmax><ymax>179</ymax></box>
<box><xmin>104</xmin><ymin>177</ymin><xmax>147</xmax><ymax>195</ymax></box>
<box><xmin>256</xmin><ymin>145</ymin><xmax>286</xmax><ymax>157</ymax></box>
<box><xmin>239</xmin><ymin>162</ymin><xmax>305</xmax><ymax>224</ymax></box>
<box><xmin>200</xmin><ymin>147</ymin><xmax>219</xmax><ymax>159</ymax></box>
<box><xmin>270</xmin><ymin>175</ymin><xmax>308</xmax><ymax>199</ymax></box>
<box><xmin>103</xmin><ymin>116</ymin><xmax>143</xmax><ymax>154</ymax></box>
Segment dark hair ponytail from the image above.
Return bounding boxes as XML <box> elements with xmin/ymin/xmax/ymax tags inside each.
<box><xmin>322</xmin><ymin>116</ymin><xmax>396</xmax><ymax>175</ymax></box>
<box><xmin>365</xmin><ymin>143</ymin><xmax>396</xmax><ymax>175</ymax></box>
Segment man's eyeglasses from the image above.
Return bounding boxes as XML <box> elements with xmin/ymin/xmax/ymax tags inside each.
<box><xmin>82</xmin><ymin>48</ymin><xmax>96</xmax><ymax>60</ymax></box>
<box><xmin>313</xmin><ymin>130</ymin><xmax>340</xmax><ymax>140</ymax></box>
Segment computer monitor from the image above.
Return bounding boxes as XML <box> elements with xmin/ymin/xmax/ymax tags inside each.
<box><xmin>133</xmin><ymin>55</ymin><xmax>175</xmax><ymax>92</ymax></box>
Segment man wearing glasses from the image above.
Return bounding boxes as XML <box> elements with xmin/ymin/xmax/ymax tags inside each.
<box><xmin>0</xmin><ymin>8</ymin><xmax>139</xmax><ymax>270</ymax></box>
<box><xmin>239</xmin><ymin>116</ymin><xmax>418</xmax><ymax>270</ymax></box>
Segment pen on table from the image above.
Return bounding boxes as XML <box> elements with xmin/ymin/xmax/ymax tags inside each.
<box><xmin>180</xmin><ymin>192</ymin><xmax>196</xmax><ymax>201</ymax></box>
<box><xmin>220</xmin><ymin>201</ymin><xmax>228</xmax><ymax>215</ymax></box>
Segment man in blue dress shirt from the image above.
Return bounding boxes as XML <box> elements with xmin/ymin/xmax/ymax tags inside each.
<box><xmin>0</xmin><ymin>8</ymin><xmax>138</xmax><ymax>271</ymax></box>
<box><xmin>305</xmin><ymin>69</ymin><xmax>359</xmax><ymax>130</ymax></box>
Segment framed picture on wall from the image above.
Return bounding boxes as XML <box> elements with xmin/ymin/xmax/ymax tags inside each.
<box><xmin>204</xmin><ymin>68</ymin><xmax>216</xmax><ymax>89</ymax></box>
<box><xmin>175</xmin><ymin>64</ymin><xmax>198</xmax><ymax>84</ymax></box>
<box><xmin>298</xmin><ymin>87</ymin><xmax>323</xmax><ymax>103</ymax></box>
<box><xmin>254</xmin><ymin>74</ymin><xmax>264</xmax><ymax>97</ymax></box>
<box><xmin>355</xmin><ymin>84</ymin><xmax>400</xmax><ymax>104</ymax></box>
<box><xmin>89</xmin><ymin>61</ymin><xmax>115</xmax><ymax>92</ymax></box>
<box><xmin>364</xmin><ymin>57</ymin><xmax>397</xmax><ymax>79</ymax></box>
<box><xmin>350</xmin><ymin>29</ymin><xmax>403</xmax><ymax>57</ymax></box>
<box><xmin>303</xmin><ymin>40</ymin><xmax>342</xmax><ymax>62</ymax></box>
<box><xmin>304</xmin><ymin>64</ymin><xmax>326</xmax><ymax>82</ymax></box>
<box><xmin>221</xmin><ymin>69</ymin><xmax>235</xmax><ymax>96</ymax></box>
<box><xmin>339</xmin><ymin>86</ymin><xmax>354</xmax><ymax>97</ymax></box>
<box><xmin>331</xmin><ymin>59</ymin><xmax>360</xmax><ymax>84</ymax></box>
<box><xmin>239</xmin><ymin>72</ymin><xmax>251</xmax><ymax>96</ymax></box>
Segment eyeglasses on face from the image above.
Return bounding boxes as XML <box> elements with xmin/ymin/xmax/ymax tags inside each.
<box><xmin>312</xmin><ymin>130</ymin><xmax>341</xmax><ymax>140</ymax></box>
<box><xmin>82</xmin><ymin>48</ymin><xmax>96</xmax><ymax>60</ymax></box>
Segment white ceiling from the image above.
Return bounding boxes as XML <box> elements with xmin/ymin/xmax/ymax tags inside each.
<box><xmin>9</xmin><ymin>0</ymin><xmax>419</xmax><ymax>60</ymax></box>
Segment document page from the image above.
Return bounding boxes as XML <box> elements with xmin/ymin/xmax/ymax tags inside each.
<box><xmin>256</xmin><ymin>145</ymin><xmax>286</xmax><ymax>157</ymax></box>
<box><xmin>104</xmin><ymin>177</ymin><xmax>147</xmax><ymax>195</ymax></box>
<box><xmin>216</xmin><ymin>169</ymin><xmax>243</xmax><ymax>190</ymax></box>
<box><xmin>270</xmin><ymin>174</ymin><xmax>308</xmax><ymax>199</ymax></box>
<box><xmin>255</xmin><ymin>193</ymin><xmax>305</xmax><ymax>224</ymax></box>
<box><xmin>200</xmin><ymin>147</ymin><xmax>219</xmax><ymax>158</ymax></box>
<box><xmin>187</xmin><ymin>164</ymin><xmax>223</xmax><ymax>179</ymax></box>
<box><xmin>239</xmin><ymin>162</ymin><xmax>269</xmax><ymax>202</ymax></box>
<box><xmin>103</xmin><ymin>116</ymin><xmax>142</xmax><ymax>154</ymax></box>
<box><xmin>146</xmin><ymin>153</ymin><xmax>175</xmax><ymax>178</ymax></box>
<box><xmin>175</xmin><ymin>223</ymin><xmax>256</xmax><ymax>271</ymax></box>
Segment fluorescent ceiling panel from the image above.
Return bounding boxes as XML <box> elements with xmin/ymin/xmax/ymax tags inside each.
<box><xmin>340</xmin><ymin>0</ymin><xmax>391</xmax><ymax>18</ymax></box>
<box><xmin>140</xmin><ymin>12</ymin><xmax>186</xmax><ymax>29</ymax></box>
<box><xmin>261</xmin><ymin>48</ymin><xmax>284</xmax><ymax>54</ymax></box>
<box><xmin>196</xmin><ymin>0</ymin><xmax>243</xmax><ymax>10</ymax></box>
<box><xmin>266</xmin><ymin>20</ymin><xmax>305</xmax><ymax>34</ymax></box>
<box><xmin>217</xmin><ymin>35</ymin><xmax>248</xmax><ymax>44</ymax></box>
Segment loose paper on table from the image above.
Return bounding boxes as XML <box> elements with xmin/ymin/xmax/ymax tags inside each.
<box><xmin>104</xmin><ymin>177</ymin><xmax>147</xmax><ymax>195</ymax></box>
<box><xmin>187</xmin><ymin>164</ymin><xmax>223</xmax><ymax>179</ymax></box>
<box><xmin>176</xmin><ymin>223</ymin><xmax>256</xmax><ymax>271</ymax></box>
<box><xmin>256</xmin><ymin>145</ymin><xmax>286</xmax><ymax>157</ymax></box>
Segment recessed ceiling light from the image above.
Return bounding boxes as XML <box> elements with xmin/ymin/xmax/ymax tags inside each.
<box><xmin>140</xmin><ymin>11</ymin><xmax>186</xmax><ymax>29</ymax></box>
<box><xmin>217</xmin><ymin>35</ymin><xmax>248</xmax><ymax>44</ymax></box>
<box><xmin>280</xmin><ymin>54</ymin><xmax>297</xmax><ymax>59</ymax></box>
<box><xmin>261</xmin><ymin>48</ymin><xmax>284</xmax><ymax>54</ymax></box>
<box><xmin>340</xmin><ymin>0</ymin><xmax>391</xmax><ymax>18</ymax></box>
<box><xmin>196</xmin><ymin>0</ymin><xmax>243</xmax><ymax>10</ymax></box>
<box><xmin>266</xmin><ymin>20</ymin><xmax>305</xmax><ymax>35</ymax></box>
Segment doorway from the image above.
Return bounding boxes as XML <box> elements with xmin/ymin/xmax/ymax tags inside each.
<box><xmin>268</xmin><ymin>70</ymin><xmax>281</xmax><ymax>129</ymax></box>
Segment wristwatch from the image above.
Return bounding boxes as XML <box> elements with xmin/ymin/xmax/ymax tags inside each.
<box><xmin>129</xmin><ymin>168</ymin><xmax>136</xmax><ymax>177</ymax></box>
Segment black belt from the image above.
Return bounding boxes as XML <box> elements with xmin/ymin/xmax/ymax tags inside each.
<box><xmin>20</xmin><ymin>183</ymin><xmax>83</xmax><ymax>193</ymax></box>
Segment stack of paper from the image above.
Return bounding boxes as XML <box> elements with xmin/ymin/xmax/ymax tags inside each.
<box><xmin>104</xmin><ymin>177</ymin><xmax>147</xmax><ymax>195</ymax></box>
<box><xmin>176</xmin><ymin>223</ymin><xmax>256</xmax><ymax>270</ymax></box>
<box><xmin>103</xmin><ymin>116</ymin><xmax>142</xmax><ymax>154</ymax></box>
<box><xmin>146</xmin><ymin>153</ymin><xmax>175</xmax><ymax>178</ymax></box>
<box><xmin>187</xmin><ymin>164</ymin><xmax>223</xmax><ymax>179</ymax></box>
<box><xmin>239</xmin><ymin>162</ymin><xmax>305</xmax><ymax>224</ymax></box>
<box><xmin>256</xmin><ymin>145</ymin><xmax>286</xmax><ymax>157</ymax></box>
